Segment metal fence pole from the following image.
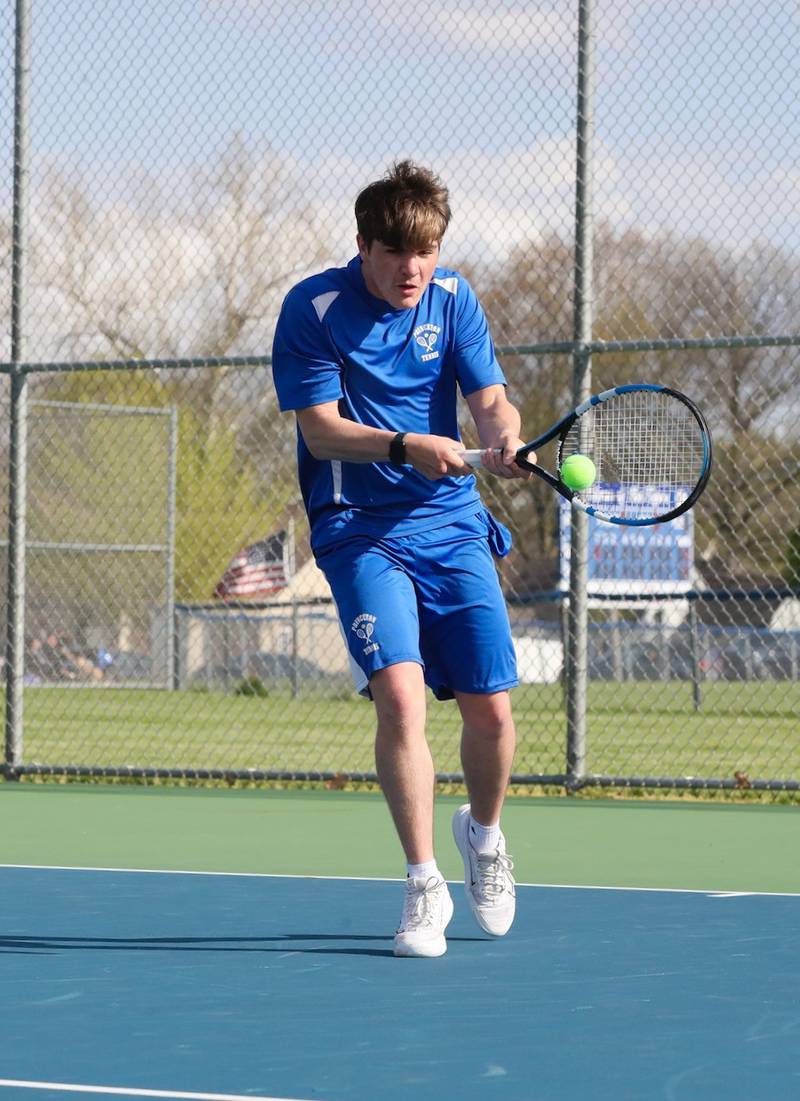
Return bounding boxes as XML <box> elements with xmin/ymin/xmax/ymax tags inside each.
<box><xmin>166</xmin><ymin>406</ymin><xmax>178</xmax><ymax>689</ymax></box>
<box><xmin>688</xmin><ymin>601</ymin><xmax>703</xmax><ymax>711</ymax></box>
<box><xmin>291</xmin><ymin>601</ymin><xmax>300</xmax><ymax>699</ymax></box>
<box><xmin>4</xmin><ymin>0</ymin><xmax>32</xmax><ymax>775</ymax></box>
<box><xmin>566</xmin><ymin>0</ymin><xmax>596</xmax><ymax>789</ymax></box>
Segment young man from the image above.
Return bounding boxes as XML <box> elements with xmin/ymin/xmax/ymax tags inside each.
<box><xmin>271</xmin><ymin>161</ymin><xmax>531</xmax><ymax>958</ymax></box>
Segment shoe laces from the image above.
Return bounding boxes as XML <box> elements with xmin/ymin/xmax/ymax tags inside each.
<box><xmin>399</xmin><ymin>876</ymin><xmax>445</xmax><ymax>931</ymax></box>
<box><xmin>474</xmin><ymin>850</ymin><xmax>515</xmax><ymax>902</ymax></box>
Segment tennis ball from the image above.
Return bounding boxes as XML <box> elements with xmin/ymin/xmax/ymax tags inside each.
<box><xmin>560</xmin><ymin>453</ymin><xmax>597</xmax><ymax>491</ymax></box>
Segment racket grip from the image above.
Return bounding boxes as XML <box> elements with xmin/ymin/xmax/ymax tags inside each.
<box><xmin>459</xmin><ymin>449</ymin><xmax>487</xmax><ymax>467</ymax></box>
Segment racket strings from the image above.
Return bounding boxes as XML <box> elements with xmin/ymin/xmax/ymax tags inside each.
<box><xmin>562</xmin><ymin>391</ymin><xmax>706</xmax><ymax>519</ymax></box>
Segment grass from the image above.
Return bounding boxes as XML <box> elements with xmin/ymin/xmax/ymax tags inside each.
<box><xmin>581</xmin><ymin>681</ymin><xmax>800</xmax><ymax>783</ymax></box>
<box><xmin>2</xmin><ymin>680</ymin><xmax>799</xmax><ymax>790</ymax></box>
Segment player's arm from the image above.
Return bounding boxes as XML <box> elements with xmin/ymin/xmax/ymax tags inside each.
<box><xmin>296</xmin><ymin>402</ymin><xmax>472</xmax><ymax>479</ymax></box>
<box><xmin>450</xmin><ymin>277</ymin><xmax>531</xmax><ymax>480</ymax></box>
<box><xmin>465</xmin><ymin>384</ymin><xmax>532</xmax><ymax>480</ymax></box>
<box><xmin>274</xmin><ymin>287</ymin><xmax>468</xmax><ymax>479</ymax></box>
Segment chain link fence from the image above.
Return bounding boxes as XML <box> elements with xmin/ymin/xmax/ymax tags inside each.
<box><xmin>2</xmin><ymin>1</ymin><xmax>799</xmax><ymax>790</ymax></box>
<box><xmin>19</xmin><ymin>399</ymin><xmax>175</xmax><ymax>687</ymax></box>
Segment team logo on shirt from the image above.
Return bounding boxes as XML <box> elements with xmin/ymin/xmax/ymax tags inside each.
<box><xmin>352</xmin><ymin>613</ymin><xmax>380</xmax><ymax>655</ymax></box>
<box><xmin>414</xmin><ymin>323</ymin><xmax>440</xmax><ymax>361</ymax></box>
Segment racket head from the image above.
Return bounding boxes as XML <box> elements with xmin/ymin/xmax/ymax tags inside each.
<box><xmin>555</xmin><ymin>384</ymin><xmax>712</xmax><ymax>524</ymax></box>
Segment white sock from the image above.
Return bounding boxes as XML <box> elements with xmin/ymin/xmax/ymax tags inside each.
<box><xmin>469</xmin><ymin>816</ymin><xmax>501</xmax><ymax>854</ymax></box>
<box><xmin>407</xmin><ymin>859</ymin><xmax>440</xmax><ymax>881</ymax></box>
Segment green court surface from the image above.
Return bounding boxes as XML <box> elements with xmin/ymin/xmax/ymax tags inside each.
<box><xmin>1</xmin><ymin>783</ymin><xmax>798</xmax><ymax>894</ymax></box>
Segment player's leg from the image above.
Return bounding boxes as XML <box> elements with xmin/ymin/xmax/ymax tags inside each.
<box><xmin>315</xmin><ymin>537</ymin><xmax>453</xmax><ymax>956</ymax></box>
<box><xmin>370</xmin><ymin>660</ymin><xmax>433</xmax><ymax>865</ymax></box>
<box><xmin>411</xmin><ymin>517</ymin><xmax>518</xmax><ymax>936</ymax></box>
<box><xmin>371</xmin><ymin>661</ymin><xmax>453</xmax><ymax>957</ymax></box>
<box><xmin>456</xmin><ymin>688</ymin><xmax>516</xmax><ymax>829</ymax></box>
<box><xmin>451</xmin><ymin>689</ymin><xmax>517</xmax><ymax>937</ymax></box>
<box><xmin>317</xmin><ymin>542</ymin><xmax>433</xmax><ymax>859</ymax></box>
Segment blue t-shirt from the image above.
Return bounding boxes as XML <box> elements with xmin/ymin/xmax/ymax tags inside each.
<box><xmin>271</xmin><ymin>256</ymin><xmax>506</xmax><ymax>551</ymax></box>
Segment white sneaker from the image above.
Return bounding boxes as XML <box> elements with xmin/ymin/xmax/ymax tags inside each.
<box><xmin>452</xmin><ymin>804</ymin><xmax>516</xmax><ymax>936</ymax></box>
<box><xmin>393</xmin><ymin>875</ymin><xmax>454</xmax><ymax>958</ymax></box>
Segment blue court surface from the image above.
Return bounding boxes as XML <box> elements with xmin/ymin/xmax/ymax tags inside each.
<box><xmin>2</xmin><ymin>864</ymin><xmax>799</xmax><ymax>1101</ymax></box>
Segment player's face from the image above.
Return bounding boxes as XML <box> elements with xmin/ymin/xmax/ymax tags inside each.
<box><xmin>357</xmin><ymin>237</ymin><xmax>440</xmax><ymax>310</ymax></box>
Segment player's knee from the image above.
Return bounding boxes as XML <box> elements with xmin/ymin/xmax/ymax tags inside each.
<box><xmin>465</xmin><ymin>718</ymin><xmax>516</xmax><ymax>746</ymax></box>
<box><xmin>458</xmin><ymin>690</ymin><xmax>513</xmax><ymax>728</ymax></box>
<box><xmin>372</xmin><ymin>663</ymin><xmax>426</xmax><ymax>733</ymax></box>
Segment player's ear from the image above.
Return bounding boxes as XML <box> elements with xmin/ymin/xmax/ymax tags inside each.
<box><xmin>356</xmin><ymin>233</ymin><xmax>370</xmax><ymax>260</ymax></box>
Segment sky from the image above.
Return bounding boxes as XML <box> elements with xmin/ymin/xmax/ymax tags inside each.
<box><xmin>0</xmin><ymin>0</ymin><xmax>797</xmax><ymax>268</ymax></box>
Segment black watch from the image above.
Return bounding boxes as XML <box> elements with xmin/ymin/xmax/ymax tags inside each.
<box><xmin>389</xmin><ymin>432</ymin><xmax>407</xmax><ymax>466</ymax></box>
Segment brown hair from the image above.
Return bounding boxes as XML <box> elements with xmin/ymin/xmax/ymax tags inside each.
<box><xmin>355</xmin><ymin>160</ymin><xmax>451</xmax><ymax>250</ymax></box>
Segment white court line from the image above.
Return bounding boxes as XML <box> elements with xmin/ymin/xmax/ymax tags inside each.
<box><xmin>0</xmin><ymin>1081</ymin><xmax>314</xmax><ymax>1101</ymax></box>
<box><xmin>0</xmin><ymin>863</ymin><xmax>798</xmax><ymax>897</ymax></box>
<box><xmin>0</xmin><ymin>864</ymin><xmax>398</xmax><ymax>884</ymax></box>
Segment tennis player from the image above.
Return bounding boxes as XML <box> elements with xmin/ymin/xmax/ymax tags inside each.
<box><xmin>272</xmin><ymin>161</ymin><xmax>530</xmax><ymax>957</ymax></box>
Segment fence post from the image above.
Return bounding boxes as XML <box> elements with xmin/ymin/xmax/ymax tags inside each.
<box><xmin>610</xmin><ymin>609</ymin><xmax>624</xmax><ymax>682</ymax></box>
<box><xmin>165</xmin><ymin>406</ymin><xmax>178</xmax><ymax>689</ymax></box>
<box><xmin>4</xmin><ymin>0</ymin><xmax>32</xmax><ymax>777</ymax></box>
<box><xmin>688</xmin><ymin>600</ymin><xmax>703</xmax><ymax>711</ymax></box>
<box><xmin>291</xmin><ymin>601</ymin><xmax>299</xmax><ymax>699</ymax></box>
<box><xmin>565</xmin><ymin>0</ymin><xmax>596</xmax><ymax>790</ymax></box>
<box><xmin>172</xmin><ymin>606</ymin><xmax>182</xmax><ymax>690</ymax></box>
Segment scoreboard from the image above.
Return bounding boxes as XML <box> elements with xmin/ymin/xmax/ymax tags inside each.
<box><xmin>558</xmin><ymin>486</ymin><xmax>695</xmax><ymax>595</ymax></box>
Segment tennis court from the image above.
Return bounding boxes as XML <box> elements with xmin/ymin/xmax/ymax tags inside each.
<box><xmin>2</xmin><ymin>785</ymin><xmax>799</xmax><ymax>1101</ymax></box>
<box><xmin>2</xmin><ymin>3</ymin><xmax>800</xmax><ymax>1098</ymax></box>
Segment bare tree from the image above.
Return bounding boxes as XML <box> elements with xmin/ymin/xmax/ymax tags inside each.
<box><xmin>33</xmin><ymin>137</ymin><xmax>330</xmax><ymax>431</ymax></box>
<box><xmin>471</xmin><ymin>225</ymin><xmax>800</xmax><ymax>584</ymax></box>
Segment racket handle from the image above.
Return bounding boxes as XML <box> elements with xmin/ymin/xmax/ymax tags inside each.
<box><xmin>459</xmin><ymin>449</ymin><xmax>488</xmax><ymax>467</ymax></box>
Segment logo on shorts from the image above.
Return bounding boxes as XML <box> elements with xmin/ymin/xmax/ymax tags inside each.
<box><xmin>414</xmin><ymin>323</ymin><xmax>440</xmax><ymax>361</ymax></box>
<box><xmin>352</xmin><ymin>613</ymin><xmax>380</xmax><ymax>655</ymax></box>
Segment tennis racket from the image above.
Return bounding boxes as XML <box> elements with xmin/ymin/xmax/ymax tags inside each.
<box><xmin>461</xmin><ymin>383</ymin><xmax>712</xmax><ymax>525</ymax></box>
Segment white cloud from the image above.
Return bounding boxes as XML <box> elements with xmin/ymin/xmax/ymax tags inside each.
<box><xmin>299</xmin><ymin>138</ymin><xmax>626</xmax><ymax>266</ymax></box>
<box><xmin>254</xmin><ymin>135</ymin><xmax>800</xmax><ymax>275</ymax></box>
<box><xmin>374</xmin><ymin>5</ymin><xmax>577</xmax><ymax>60</ymax></box>
<box><xmin>206</xmin><ymin>0</ymin><xmax>580</xmax><ymax>61</ymax></box>
<box><xmin>599</xmin><ymin>153</ymin><xmax>800</xmax><ymax>254</ymax></box>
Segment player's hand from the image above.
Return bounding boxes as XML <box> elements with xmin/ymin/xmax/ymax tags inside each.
<box><xmin>482</xmin><ymin>435</ymin><xmax>533</xmax><ymax>480</ymax></box>
<box><xmin>404</xmin><ymin>433</ymin><xmax>476</xmax><ymax>480</ymax></box>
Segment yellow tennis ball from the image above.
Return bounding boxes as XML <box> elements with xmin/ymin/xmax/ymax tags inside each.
<box><xmin>560</xmin><ymin>453</ymin><xmax>597</xmax><ymax>491</ymax></box>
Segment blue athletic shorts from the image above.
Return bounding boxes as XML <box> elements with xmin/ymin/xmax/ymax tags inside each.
<box><xmin>315</xmin><ymin>510</ymin><xmax>518</xmax><ymax>700</ymax></box>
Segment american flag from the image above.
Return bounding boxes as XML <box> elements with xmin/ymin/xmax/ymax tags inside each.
<box><xmin>214</xmin><ymin>532</ymin><xmax>290</xmax><ymax>600</ymax></box>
